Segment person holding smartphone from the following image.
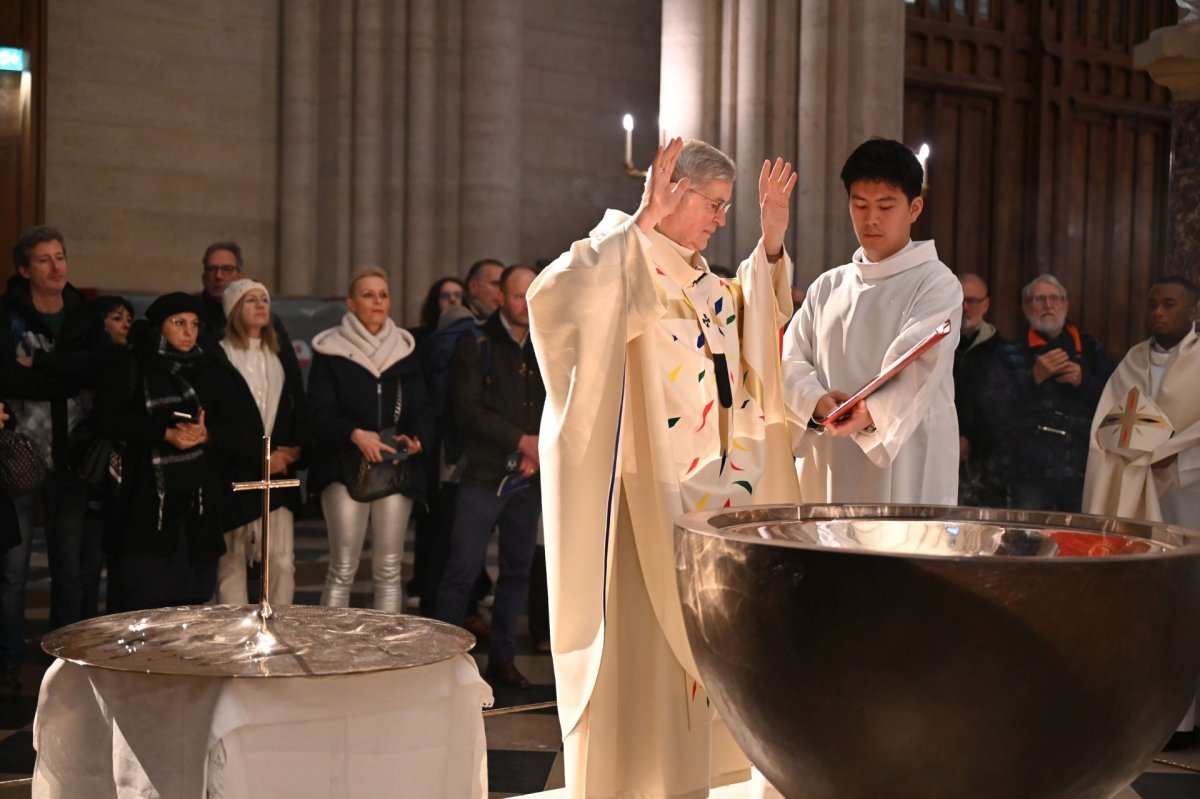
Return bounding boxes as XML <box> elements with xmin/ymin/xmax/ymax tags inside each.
<box><xmin>94</xmin><ymin>292</ymin><xmax>244</xmax><ymax>610</ymax></box>
<box><xmin>307</xmin><ymin>267</ymin><xmax>433</xmax><ymax>613</ymax></box>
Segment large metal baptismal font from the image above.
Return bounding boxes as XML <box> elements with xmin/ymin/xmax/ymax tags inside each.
<box><xmin>675</xmin><ymin>504</ymin><xmax>1200</xmax><ymax>799</ymax></box>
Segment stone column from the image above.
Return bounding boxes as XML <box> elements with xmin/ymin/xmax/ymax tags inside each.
<box><xmin>460</xmin><ymin>0</ymin><xmax>523</xmax><ymax>265</ymax></box>
<box><xmin>278</xmin><ymin>0</ymin><xmax>320</xmax><ymax>296</ymax></box>
<box><xmin>1135</xmin><ymin>21</ymin><xmax>1200</xmax><ymax>280</ymax></box>
<box><xmin>659</xmin><ymin>0</ymin><xmax>905</xmax><ymax>285</ymax></box>
<box><xmin>400</xmin><ymin>0</ymin><xmax>438</xmax><ymax>320</ymax></box>
<box><xmin>352</xmin><ymin>0</ymin><xmax>387</xmax><ymax>270</ymax></box>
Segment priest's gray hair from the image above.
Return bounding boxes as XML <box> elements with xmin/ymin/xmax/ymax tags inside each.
<box><xmin>671</xmin><ymin>140</ymin><xmax>736</xmax><ymax>187</ymax></box>
<box><xmin>1022</xmin><ymin>273</ymin><xmax>1068</xmax><ymax>303</ymax></box>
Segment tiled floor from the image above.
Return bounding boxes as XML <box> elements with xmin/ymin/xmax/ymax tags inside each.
<box><xmin>4</xmin><ymin>516</ymin><xmax>1199</xmax><ymax>798</ymax></box>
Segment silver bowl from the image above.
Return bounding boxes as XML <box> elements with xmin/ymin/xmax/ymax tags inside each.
<box><xmin>674</xmin><ymin>505</ymin><xmax>1200</xmax><ymax>799</ymax></box>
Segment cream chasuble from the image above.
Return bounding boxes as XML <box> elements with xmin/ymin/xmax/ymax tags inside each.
<box><xmin>1083</xmin><ymin>329</ymin><xmax>1200</xmax><ymax>527</ymax></box>
<box><xmin>781</xmin><ymin>240</ymin><xmax>962</xmax><ymax>504</ymax></box>
<box><xmin>528</xmin><ymin>210</ymin><xmax>800</xmax><ymax>799</ymax></box>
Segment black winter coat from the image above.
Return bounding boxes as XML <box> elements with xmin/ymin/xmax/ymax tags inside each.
<box><xmin>306</xmin><ymin>346</ymin><xmax>435</xmax><ymax>502</ymax></box>
<box><xmin>94</xmin><ymin>336</ymin><xmax>246</xmax><ymax>560</ymax></box>
<box><xmin>451</xmin><ymin>312</ymin><xmax>546</xmax><ymax>488</ymax></box>
<box><xmin>210</xmin><ymin>338</ymin><xmax>308</xmax><ymax>532</ymax></box>
<box><xmin>982</xmin><ymin>322</ymin><xmax>1115</xmax><ymax>482</ymax></box>
<box><xmin>0</xmin><ymin>276</ymin><xmax>111</xmax><ymax>470</ymax></box>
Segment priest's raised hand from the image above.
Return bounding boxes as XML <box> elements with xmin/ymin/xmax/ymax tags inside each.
<box><xmin>760</xmin><ymin>156</ymin><xmax>798</xmax><ymax>259</ymax></box>
<box><xmin>632</xmin><ymin>137</ymin><xmax>690</xmax><ymax>236</ymax></box>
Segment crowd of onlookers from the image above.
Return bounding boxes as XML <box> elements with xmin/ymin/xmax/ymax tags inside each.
<box><xmin>0</xmin><ymin>226</ymin><xmax>548</xmax><ymax>690</ymax></box>
<box><xmin>953</xmin><ymin>271</ymin><xmax>1117</xmax><ymax>512</ymax></box>
<box><xmin>3</xmin><ymin>222</ymin><xmax>1196</xmax><ymax>702</ymax></box>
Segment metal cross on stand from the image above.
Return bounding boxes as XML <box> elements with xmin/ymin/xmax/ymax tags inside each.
<box><xmin>232</xmin><ymin>435</ymin><xmax>300</xmax><ymax>627</ymax></box>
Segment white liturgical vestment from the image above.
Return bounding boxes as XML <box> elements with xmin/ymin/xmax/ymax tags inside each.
<box><xmin>782</xmin><ymin>240</ymin><xmax>962</xmax><ymax>503</ymax></box>
<box><xmin>1084</xmin><ymin>329</ymin><xmax>1200</xmax><ymax>733</ymax></box>
<box><xmin>1084</xmin><ymin>329</ymin><xmax>1200</xmax><ymax>528</ymax></box>
<box><xmin>528</xmin><ymin>210</ymin><xmax>800</xmax><ymax>798</ymax></box>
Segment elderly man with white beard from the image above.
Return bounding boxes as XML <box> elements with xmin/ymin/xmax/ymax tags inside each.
<box><xmin>983</xmin><ymin>274</ymin><xmax>1114</xmax><ymax>511</ymax></box>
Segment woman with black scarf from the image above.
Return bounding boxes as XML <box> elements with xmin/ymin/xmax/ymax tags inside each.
<box><xmin>95</xmin><ymin>292</ymin><xmax>246</xmax><ymax>611</ymax></box>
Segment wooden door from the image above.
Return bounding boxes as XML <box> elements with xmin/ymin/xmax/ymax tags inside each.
<box><xmin>904</xmin><ymin>0</ymin><xmax>1176</xmax><ymax>358</ymax></box>
<box><xmin>0</xmin><ymin>0</ymin><xmax>45</xmax><ymax>266</ymax></box>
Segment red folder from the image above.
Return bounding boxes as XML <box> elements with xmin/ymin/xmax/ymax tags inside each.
<box><xmin>821</xmin><ymin>319</ymin><xmax>953</xmax><ymax>427</ymax></box>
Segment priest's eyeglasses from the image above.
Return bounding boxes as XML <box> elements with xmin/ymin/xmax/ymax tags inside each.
<box><xmin>1029</xmin><ymin>294</ymin><xmax>1066</xmax><ymax>306</ymax></box>
<box><xmin>688</xmin><ymin>188</ymin><xmax>733</xmax><ymax>215</ymax></box>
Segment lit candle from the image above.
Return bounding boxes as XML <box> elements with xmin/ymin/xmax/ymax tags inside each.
<box><xmin>623</xmin><ymin>114</ymin><xmax>634</xmax><ymax>164</ymax></box>
<box><xmin>917</xmin><ymin>143</ymin><xmax>931</xmax><ymax>190</ymax></box>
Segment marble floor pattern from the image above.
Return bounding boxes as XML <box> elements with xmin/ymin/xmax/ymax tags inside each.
<box><xmin>0</xmin><ymin>515</ymin><xmax>1197</xmax><ymax>798</ymax></box>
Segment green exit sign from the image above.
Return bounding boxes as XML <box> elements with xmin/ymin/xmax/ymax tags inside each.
<box><xmin>0</xmin><ymin>48</ymin><xmax>27</xmax><ymax>72</ymax></box>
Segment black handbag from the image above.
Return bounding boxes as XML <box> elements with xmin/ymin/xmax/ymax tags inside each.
<box><xmin>0</xmin><ymin>429</ymin><xmax>48</xmax><ymax>498</ymax></box>
<box><xmin>339</xmin><ymin>384</ymin><xmax>411</xmax><ymax>503</ymax></box>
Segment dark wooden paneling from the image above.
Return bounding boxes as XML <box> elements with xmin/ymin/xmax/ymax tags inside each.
<box><xmin>0</xmin><ymin>0</ymin><xmax>44</xmax><ymax>265</ymax></box>
<box><xmin>905</xmin><ymin>0</ymin><xmax>1174</xmax><ymax>358</ymax></box>
<box><xmin>0</xmin><ymin>0</ymin><xmax>25</xmax><ymax>43</ymax></box>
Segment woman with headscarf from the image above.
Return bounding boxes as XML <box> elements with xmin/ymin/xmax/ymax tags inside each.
<box><xmin>215</xmin><ymin>279</ymin><xmax>306</xmax><ymax>605</ymax></box>
<box><xmin>95</xmin><ymin>292</ymin><xmax>246</xmax><ymax>610</ymax></box>
<box><xmin>308</xmin><ymin>267</ymin><xmax>433</xmax><ymax>612</ymax></box>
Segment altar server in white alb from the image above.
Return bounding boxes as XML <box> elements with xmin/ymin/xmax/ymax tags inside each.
<box><xmin>782</xmin><ymin>138</ymin><xmax>961</xmax><ymax>504</ymax></box>
<box><xmin>528</xmin><ymin>138</ymin><xmax>801</xmax><ymax>798</ymax></box>
<box><xmin>1083</xmin><ymin>275</ymin><xmax>1200</xmax><ymax>751</ymax></box>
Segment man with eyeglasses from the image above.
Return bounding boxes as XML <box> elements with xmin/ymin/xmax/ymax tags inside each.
<box><xmin>528</xmin><ymin>138</ymin><xmax>801</xmax><ymax>797</ymax></box>
<box><xmin>954</xmin><ymin>273</ymin><xmax>1006</xmax><ymax>507</ymax></box>
<box><xmin>194</xmin><ymin>240</ymin><xmax>300</xmax><ymax>605</ymax></box>
<box><xmin>0</xmin><ymin>226</ymin><xmax>111</xmax><ymax>688</ymax></box>
<box><xmin>984</xmin><ymin>273</ymin><xmax>1113</xmax><ymax>511</ymax></box>
<box><xmin>197</xmin><ymin>241</ymin><xmax>247</xmax><ymax>333</ymax></box>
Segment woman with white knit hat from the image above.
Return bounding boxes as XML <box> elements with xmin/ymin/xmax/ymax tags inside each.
<box><xmin>216</xmin><ymin>278</ymin><xmax>307</xmax><ymax>605</ymax></box>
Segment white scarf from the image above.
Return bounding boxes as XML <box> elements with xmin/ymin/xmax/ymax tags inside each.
<box><xmin>221</xmin><ymin>338</ymin><xmax>284</xmax><ymax>434</ymax></box>
<box><xmin>311</xmin><ymin>312</ymin><xmax>415</xmax><ymax>377</ymax></box>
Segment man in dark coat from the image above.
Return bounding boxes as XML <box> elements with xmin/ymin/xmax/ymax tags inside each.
<box><xmin>435</xmin><ymin>265</ymin><xmax>546</xmax><ymax>688</ymax></box>
<box><xmin>954</xmin><ymin>273</ymin><xmax>1006</xmax><ymax>507</ymax></box>
<box><xmin>0</xmin><ymin>226</ymin><xmax>110</xmax><ymax>683</ymax></box>
<box><xmin>984</xmin><ymin>274</ymin><xmax>1115</xmax><ymax>511</ymax></box>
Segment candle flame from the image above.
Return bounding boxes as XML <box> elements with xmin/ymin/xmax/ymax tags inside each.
<box><xmin>623</xmin><ymin>113</ymin><xmax>634</xmax><ymax>132</ymax></box>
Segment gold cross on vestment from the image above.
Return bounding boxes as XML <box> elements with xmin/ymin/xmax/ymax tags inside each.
<box><xmin>232</xmin><ymin>435</ymin><xmax>300</xmax><ymax>620</ymax></box>
<box><xmin>1098</xmin><ymin>387</ymin><xmax>1171</xmax><ymax>449</ymax></box>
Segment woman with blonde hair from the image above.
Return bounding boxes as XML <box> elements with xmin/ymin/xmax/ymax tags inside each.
<box><xmin>216</xmin><ymin>279</ymin><xmax>306</xmax><ymax>605</ymax></box>
<box><xmin>308</xmin><ymin>267</ymin><xmax>433</xmax><ymax>611</ymax></box>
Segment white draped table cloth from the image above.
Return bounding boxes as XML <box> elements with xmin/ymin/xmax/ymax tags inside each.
<box><xmin>31</xmin><ymin>654</ymin><xmax>492</xmax><ymax>798</ymax></box>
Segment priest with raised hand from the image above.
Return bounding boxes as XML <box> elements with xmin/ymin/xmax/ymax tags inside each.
<box><xmin>1083</xmin><ymin>275</ymin><xmax>1200</xmax><ymax>752</ymax></box>
<box><xmin>782</xmin><ymin>138</ymin><xmax>962</xmax><ymax>503</ymax></box>
<box><xmin>527</xmin><ymin>138</ymin><xmax>801</xmax><ymax>798</ymax></box>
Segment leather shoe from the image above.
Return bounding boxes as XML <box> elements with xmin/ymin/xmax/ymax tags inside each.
<box><xmin>484</xmin><ymin>657</ymin><xmax>530</xmax><ymax>689</ymax></box>
<box><xmin>463</xmin><ymin>615</ymin><xmax>491</xmax><ymax>643</ymax></box>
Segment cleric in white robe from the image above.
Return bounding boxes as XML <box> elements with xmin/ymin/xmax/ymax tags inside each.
<box><xmin>1083</xmin><ymin>276</ymin><xmax>1200</xmax><ymax>750</ymax></box>
<box><xmin>782</xmin><ymin>138</ymin><xmax>962</xmax><ymax>504</ymax></box>
<box><xmin>527</xmin><ymin>138</ymin><xmax>801</xmax><ymax>798</ymax></box>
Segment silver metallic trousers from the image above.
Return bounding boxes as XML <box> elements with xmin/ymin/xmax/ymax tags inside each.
<box><xmin>319</xmin><ymin>483</ymin><xmax>413</xmax><ymax>613</ymax></box>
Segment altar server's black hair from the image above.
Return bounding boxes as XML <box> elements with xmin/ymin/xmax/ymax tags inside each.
<box><xmin>840</xmin><ymin>139</ymin><xmax>924</xmax><ymax>202</ymax></box>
